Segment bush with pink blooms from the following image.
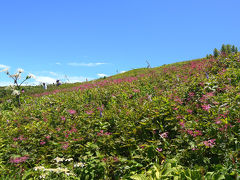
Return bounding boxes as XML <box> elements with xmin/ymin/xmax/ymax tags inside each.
<box><xmin>0</xmin><ymin>51</ymin><xmax>239</xmax><ymax>179</ymax></box>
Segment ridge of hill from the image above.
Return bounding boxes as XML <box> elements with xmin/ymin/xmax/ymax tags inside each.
<box><xmin>0</xmin><ymin>57</ymin><xmax>204</xmax><ymax>100</ymax></box>
<box><xmin>0</xmin><ymin>52</ymin><xmax>239</xmax><ymax>179</ymax></box>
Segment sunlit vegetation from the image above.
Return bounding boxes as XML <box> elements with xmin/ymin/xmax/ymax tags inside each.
<box><xmin>0</xmin><ymin>47</ymin><xmax>239</xmax><ymax>179</ymax></box>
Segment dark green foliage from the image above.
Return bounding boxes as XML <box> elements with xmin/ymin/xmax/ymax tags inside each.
<box><xmin>213</xmin><ymin>48</ymin><xmax>219</xmax><ymax>58</ymax></box>
<box><xmin>234</xmin><ymin>46</ymin><xmax>238</xmax><ymax>53</ymax></box>
<box><xmin>219</xmin><ymin>44</ymin><xmax>238</xmax><ymax>55</ymax></box>
<box><xmin>231</xmin><ymin>45</ymin><xmax>236</xmax><ymax>53</ymax></box>
<box><xmin>221</xmin><ymin>44</ymin><xmax>227</xmax><ymax>53</ymax></box>
<box><xmin>226</xmin><ymin>44</ymin><xmax>232</xmax><ymax>54</ymax></box>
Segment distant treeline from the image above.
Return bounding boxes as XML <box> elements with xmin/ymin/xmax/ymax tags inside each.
<box><xmin>206</xmin><ymin>44</ymin><xmax>238</xmax><ymax>58</ymax></box>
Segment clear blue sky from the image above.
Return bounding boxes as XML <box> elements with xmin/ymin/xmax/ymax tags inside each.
<box><xmin>0</xmin><ymin>0</ymin><xmax>240</xmax><ymax>85</ymax></box>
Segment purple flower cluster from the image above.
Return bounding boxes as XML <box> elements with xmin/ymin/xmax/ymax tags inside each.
<box><xmin>202</xmin><ymin>104</ymin><xmax>211</xmax><ymax>111</ymax></box>
<box><xmin>97</xmin><ymin>130</ymin><xmax>112</xmax><ymax>136</ymax></box>
<box><xmin>187</xmin><ymin>130</ymin><xmax>202</xmax><ymax>137</ymax></box>
<box><xmin>68</xmin><ymin>109</ymin><xmax>76</xmax><ymax>115</ymax></box>
<box><xmin>203</xmin><ymin>139</ymin><xmax>216</xmax><ymax>148</ymax></box>
<box><xmin>160</xmin><ymin>132</ymin><xmax>168</xmax><ymax>139</ymax></box>
<box><xmin>10</xmin><ymin>156</ymin><xmax>29</xmax><ymax>164</ymax></box>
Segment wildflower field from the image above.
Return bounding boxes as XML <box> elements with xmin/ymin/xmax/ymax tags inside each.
<box><xmin>0</xmin><ymin>52</ymin><xmax>240</xmax><ymax>179</ymax></box>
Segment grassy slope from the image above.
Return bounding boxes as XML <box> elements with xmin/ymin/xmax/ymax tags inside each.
<box><xmin>0</xmin><ymin>54</ymin><xmax>239</xmax><ymax>179</ymax></box>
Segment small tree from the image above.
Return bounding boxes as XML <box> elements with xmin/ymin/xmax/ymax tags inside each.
<box><xmin>231</xmin><ymin>45</ymin><xmax>236</xmax><ymax>53</ymax></box>
<box><xmin>226</xmin><ymin>44</ymin><xmax>232</xmax><ymax>54</ymax></box>
<box><xmin>234</xmin><ymin>46</ymin><xmax>238</xmax><ymax>53</ymax></box>
<box><xmin>4</xmin><ymin>68</ymin><xmax>35</xmax><ymax>107</ymax></box>
<box><xmin>221</xmin><ymin>44</ymin><xmax>226</xmax><ymax>53</ymax></box>
<box><xmin>213</xmin><ymin>48</ymin><xmax>219</xmax><ymax>58</ymax></box>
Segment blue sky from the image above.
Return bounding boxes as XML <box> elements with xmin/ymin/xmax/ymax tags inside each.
<box><xmin>0</xmin><ymin>0</ymin><xmax>240</xmax><ymax>85</ymax></box>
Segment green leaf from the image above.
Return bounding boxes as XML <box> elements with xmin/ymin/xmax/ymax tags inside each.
<box><xmin>131</xmin><ymin>174</ymin><xmax>149</xmax><ymax>180</ymax></box>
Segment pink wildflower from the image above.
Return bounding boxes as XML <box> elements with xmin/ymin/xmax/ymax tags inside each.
<box><xmin>194</xmin><ymin>130</ymin><xmax>202</xmax><ymax>136</ymax></box>
<box><xmin>187</xmin><ymin>130</ymin><xmax>202</xmax><ymax>137</ymax></box>
<box><xmin>113</xmin><ymin>157</ymin><xmax>119</xmax><ymax>162</ymax></box>
<box><xmin>62</xmin><ymin>144</ymin><xmax>69</xmax><ymax>149</ymax></box>
<box><xmin>179</xmin><ymin>121</ymin><xmax>185</xmax><ymax>128</ymax></box>
<box><xmin>203</xmin><ymin>139</ymin><xmax>216</xmax><ymax>148</ymax></box>
<box><xmin>97</xmin><ymin>130</ymin><xmax>111</xmax><ymax>136</ymax></box>
<box><xmin>160</xmin><ymin>132</ymin><xmax>168</xmax><ymax>138</ymax></box>
<box><xmin>156</xmin><ymin>148</ymin><xmax>162</xmax><ymax>152</ymax></box>
<box><xmin>133</xmin><ymin>89</ymin><xmax>140</xmax><ymax>93</ymax></box>
<box><xmin>176</xmin><ymin>115</ymin><xmax>183</xmax><ymax>119</ymax></box>
<box><xmin>97</xmin><ymin>105</ymin><xmax>104</xmax><ymax>111</ymax></box>
<box><xmin>188</xmin><ymin>92</ymin><xmax>195</xmax><ymax>97</ymax></box>
<box><xmin>68</xmin><ymin>109</ymin><xmax>76</xmax><ymax>115</ymax></box>
<box><xmin>10</xmin><ymin>156</ymin><xmax>29</xmax><ymax>164</ymax></box>
<box><xmin>61</xmin><ymin>142</ymin><xmax>69</xmax><ymax>150</ymax></box>
<box><xmin>202</xmin><ymin>104</ymin><xmax>211</xmax><ymax>111</ymax></box>
<box><xmin>104</xmin><ymin>132</ymin><xmax>112</xmax><ymax>135</ymax></box>
<box><xmin>61</xmin><ymin>116</ymin><xmax>66</xmax><ymax>121</ymax></box>
<box><xmin>70</xmin><ymin>127</ymin><xmax>77</xmax><ymax>133</ymax></box>
<box><xmin>18</xmin><ymin>135</ymin><xmax>27</xmax><ymax>141</ymax></box>
<box><xmin>40</xmin><ymin>140</ymin><xmax>46</xmax><ymax>145</ymax></box>
<box><xmin>187</xmin><ymin>130</ymin><xmax>193</xmax><ymax>136</ymax></box>
<box><xmin>215</xmin><ymin>120</ymin><xmax>221</xmax><ymax>124</ymax></box>
<box><xmin>207</xmin><ymin>92</ymin><xmax>214</xmax><ymax>97</ymax></box>
<box><xmin>174</xmin><ymin>97</ymin><xmax>183</xmax><ymax>104</ymax></box>
<box><xmin>102</xmin><ymin>158</ymin><xmax>107</xmax><ymax>162</ymax></box>
<box><xmin>219</xmin><ymin>124</ymin><xmax>232</xmax><ymax>132</ymax></box>
<box><xmin>86</xmin><ymin>110</ymin><xmax>94</xmax><ymax>115</ymax></box>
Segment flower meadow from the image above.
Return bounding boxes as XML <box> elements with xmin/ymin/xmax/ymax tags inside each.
<box><xmin>0</xmin><ymin>53</ymin><xmax>240</xmax><ymax>179</ymax></box>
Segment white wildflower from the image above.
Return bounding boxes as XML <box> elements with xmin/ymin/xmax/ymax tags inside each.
<box><xmin>66</xmin><ymin>172</ymin><xmax>76</xmax><ymax>176</ymax></box>
<box><xmin>17</xmin><ymin>68</ymin><xmax>24</xmax><ymax>73</ymax></box>
<box><xmin>46</xmin><ymin>167</ymin><xmax>69</xmax><ymax>173</ymax></box>
<box><xmin>34</xmin><ymin>166</ymin><xmax>45</xmax><ymax>171</ymax></box>
<box><xmin>28</xmin><ymin>73</ymin><xmax>36</xmax><ymax>79</ymax></box>
<box><xmin>56</xmin><ymin>167</ymin><xmax>69</xmax><ymax>173</ymax></box>
<box><xmin>54</xmin><ymin>157</ymin><xmax>64</xmax><ymax>163</ymax></box>
<box><xmin>10</xmin><ymin>73</ymin><xmax>21</xmax><ymax>79</ymax></box>
<box><xmin>39</xmin><ymin>174</ymin><xmax>46</xmax><ymax>179</ymax></box>
<box><xmin>12</xmin><ymin>90</ymin><xmax>20</xmax><ymax>96</ymax></box>
<box><xmin>6</xmin><ymin>99</ymin><xmax>12</xmax><ymax>103</ymax></box>
<box><xmin>74</xmin><ymin>162</ymin><xmax>85</xmax><ymax>168</ymax></box>
<box><xmin>65</xmin><ymin>158</ymin><xmax>73</xmax><ymax>162</ymax></box>
<box><xmin>66</xmin><ymin>173</ymin><xmax>71</xmax><ymax>176</ymax></box>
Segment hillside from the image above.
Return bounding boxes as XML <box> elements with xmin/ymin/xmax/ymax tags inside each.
<box><xmin>0</xmin><ymin>52</ymin><xmax>239</xmax><ymax>179</ymax></box>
